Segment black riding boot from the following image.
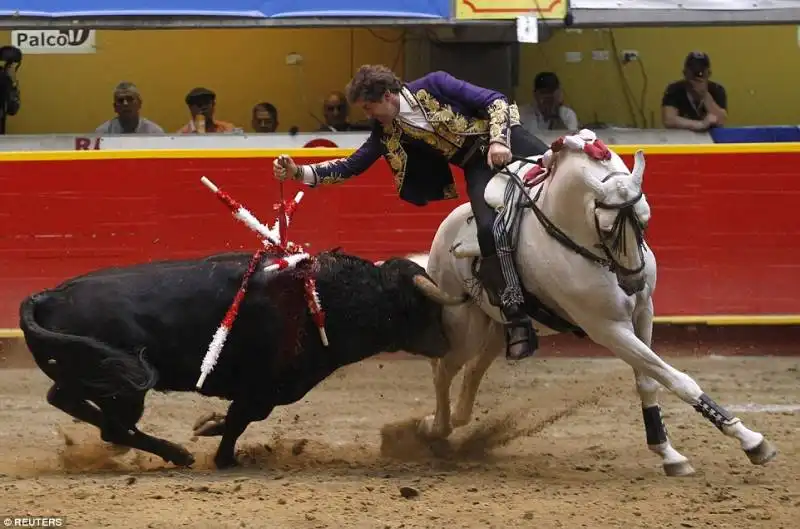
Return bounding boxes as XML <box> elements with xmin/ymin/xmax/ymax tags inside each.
<box><xmin>477</xmin><ymin>254</ymin><xmax>539</xmax><ymax>361</ymax></box>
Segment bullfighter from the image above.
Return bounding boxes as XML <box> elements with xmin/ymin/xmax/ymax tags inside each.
<box><xmin>274</xmin><ymin>65</ymin><xmax>549</xmax><ymax>361</ymax></box>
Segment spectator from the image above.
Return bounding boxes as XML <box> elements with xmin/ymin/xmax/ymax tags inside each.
<box><xmin>252</xmin><ymin>102</ymin><xmax>278</xmax><ymax>132</ymax></box>
<box><xmin>519</xmin><ymin>72</ymin><xmax>579</xmax><ymax>133</ymax></box>
<box><xmin>661</xmin><ymin>51</ymin><xmax>727</xmax><ymax>132</ymax></box>
<box><xmin>0</xmin><ymin>45</ymin><xmax>21</xmax><ymax>135</ymax></box>
<box><xmin>319</xmin><ymin>91</ymin><xmax>370</xmax><ymax>131</ymax></box>
<box><xmin>178</xmin><ymin>87</ymin><xmax>237</xmax><ymax>134</ymax></box>
<box><xmin>95</xmin><ymin>82</ymin><xmax>164</xmax><ymax>134</ymax></box>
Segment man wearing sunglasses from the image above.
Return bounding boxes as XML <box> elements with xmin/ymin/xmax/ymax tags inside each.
<box><xmin>319</xmin><ymin>91</ymin><xmax>371</xmax><ymax>132</ymax></box>
<box><xmin>661</xmin><ymin>52</ymin><xmax>727</xmax><ymax>132</ymax></box>
<box><xmin>95</xmin><ymin>82</ymin><xmax>164</xmax><ymax>134</ymax></box>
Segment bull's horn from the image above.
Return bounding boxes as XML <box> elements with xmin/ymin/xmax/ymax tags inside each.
<box><xmin>412</xmin><ymin>275</ymin><xmax>467</xmax><ymax>306</ymax></box>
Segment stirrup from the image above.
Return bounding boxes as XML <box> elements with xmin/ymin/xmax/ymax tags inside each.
<box><xmin>503</xmin><ymin>318</ymin><xmax>539</xmax><ymax>361</ymax></box>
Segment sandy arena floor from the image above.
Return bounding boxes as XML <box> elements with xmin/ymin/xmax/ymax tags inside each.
<box><xmin>0</xmin><ymin>346</ymin><xmax>797</xmax><ymax>529</ymax></box>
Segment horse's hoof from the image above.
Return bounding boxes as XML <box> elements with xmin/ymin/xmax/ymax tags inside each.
<box><xmin>745</xmin><ymin>439</ymin><xmax>777</xmax><ymax>466</ymax></box>
<box><xmin>663</xmin><ymin>460</ymin><xmax>695</xmax><ymax>477</ymax></box>
<box><xmin>417</xmin><ymin>415</ymin><xmax>450</xmax><ymax>440</ymax></box>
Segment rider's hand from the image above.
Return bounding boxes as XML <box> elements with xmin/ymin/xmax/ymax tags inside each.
<box><xmin>273</xmin><ymin>155</ymin><xmax>299</xmax><ymax>181</ymax></box>
<box><xmin>487</xmin><ymin>142</ymin><xmax>512</xmax><ymax>168</ymax></box>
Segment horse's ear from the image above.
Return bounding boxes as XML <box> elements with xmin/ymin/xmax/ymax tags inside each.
<box><xmin>582</xmin><ymin>168</ymin><xmax>606</xmax><ymax>199</ymax></box>
<box><xmin>632</xmin><ymin>150</ymin><xmax>645</xmax><ymax>187</ymax></box>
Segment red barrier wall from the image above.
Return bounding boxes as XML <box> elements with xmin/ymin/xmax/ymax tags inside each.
<box><xmin>1</xmin><ymin>146</ymin><xmax>799</xmax><ymax>329</ymax></box>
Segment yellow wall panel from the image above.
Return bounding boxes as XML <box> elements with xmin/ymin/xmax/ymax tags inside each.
<box><xmin>0</xmin><ymin>28</ymin><xmax>404</xmax><ymax>134</ymax></box>
<box><xmin>515</xmin><ymin>26</ymin><xmax>797</xmax><ymax>128</ymax></box>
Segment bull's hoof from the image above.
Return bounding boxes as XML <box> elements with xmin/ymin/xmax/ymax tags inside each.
<box><xmin>214</xmin><ymin>455</ymin><xmax>240</xmax><ymax>470</ymax></box>
<box><xmin>745</xmin><ymin>439</ymin><xmax>777</xmax><ymax>466</ymax></box>
<box><xmin>193</xmin><ymin>412</ymin><xmax>225</xmax><ymax>432</ymax></box>
<box><xmin>663</xmin><ymin>461</ymin><xmax>696</xmax><ymax>477</ymax></box>
<box><xmin>164</xmin><ymin>449</ymin><xmax>195</xmax><ymax>468</ymax></box>
<box><xmin>194</xmin><ymin>416</ymin><xmax>226</xmax><ymax>437</ymax></box>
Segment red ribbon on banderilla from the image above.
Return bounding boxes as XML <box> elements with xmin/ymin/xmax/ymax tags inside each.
<box><xmin>195</xmin><ymin>176</ymin><xmax>328</xmax><ymax>390</ymax></box>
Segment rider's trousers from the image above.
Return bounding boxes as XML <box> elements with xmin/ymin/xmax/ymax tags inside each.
<box><xmin>464</xmin><ymin>125</ymin><xmax>548</xmax><ymax>308</ymax></box>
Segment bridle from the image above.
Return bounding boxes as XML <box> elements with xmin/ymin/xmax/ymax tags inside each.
<box><xmin>499</xmin><ymin>155</ymin><xmax>647</xmax><ymax>278</ymax></box>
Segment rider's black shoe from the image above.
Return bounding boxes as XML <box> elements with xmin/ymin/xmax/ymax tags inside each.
<box><xmin>504</xmin><ymin>316</ymin><xmax>539</xmax><ymax>361</ymax></box>
<box><xmin>477</xmin><ymin>254</ymin><xmax>539</xmax><ymax>360</ymax></box>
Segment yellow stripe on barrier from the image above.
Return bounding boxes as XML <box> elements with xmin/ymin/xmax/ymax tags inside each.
<box><xmin>2</xmin><ymin>315</ymin><xmax>799</xmax><ymax>339</ymax></box>
<box><xmin>0</xmin><ymin>328</ymin><xmax>23</xmax><ymax>339</ymax></box>
<box><xmin>0</xmin><ymin>142</ymin><xmax>799</xmax><ymax>163</ymax></box>
<box><xmin>652</xmin><ymin>315</ymin><xmax>800</xmax><ymax>325</ymax></box>
<box><xmin>0</xmin><ymin>148</ymin><xmax>354</xmax><ymax>162</ymax></box>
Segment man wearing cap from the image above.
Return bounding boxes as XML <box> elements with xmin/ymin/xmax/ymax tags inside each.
<box><xmin>661</xmin><ymin>52</ymin><xmax>727</xmax><ymax>132</ymax></box>
<box><xmin>520</xmin><ymin>72</ymin><xmax>579</xmax><ymax>133</ymax></box>
<box><xmin>179</xmin><ymin>87</ymin><xmax>237</xmax><ymax>134</ymax></box>
<box><xmin>95</xmin><ymin>82</ymin><xmax>164</xmax><ymax>134</ymax></box>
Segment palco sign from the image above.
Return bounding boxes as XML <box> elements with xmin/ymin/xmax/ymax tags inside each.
<box><xmin>10</xmin><ymin>29</ymin><xmax>96</xmax><ymax>54</ymax></box>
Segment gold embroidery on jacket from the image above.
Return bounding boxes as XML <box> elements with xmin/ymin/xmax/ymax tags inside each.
<box><xmin>487</xmin><ymin>99</ymin><xmax>511</xmax><ymax>147</ymax></box>
<box><xmin>310</xmin><ymin>158</ymin><xmax>349</xmax><ymax>184</ymax></box>
<box><xmin>381</xmin><ymin>123</ymin><xmax>407</xmax><ymax>192</ymax></box>
<box><xmin>397</xmin><ymin>120</ymin><xmax>460</xmax><ymax>159</ymax></box>
<box><xmin>509</xmin><ymin>103</ymin><xmax>521</xmax><ymax>127</ymax></box>
<box><xmin>414</xmin><ymin>89</ymin><xmax>489</xmax><ymax>138</ymax></box>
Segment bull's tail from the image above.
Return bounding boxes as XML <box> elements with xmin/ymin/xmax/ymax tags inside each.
<box><xmin>19</xmin><ymin>292</ymin><xmax>158</xmax><ymax>397</ymax></box>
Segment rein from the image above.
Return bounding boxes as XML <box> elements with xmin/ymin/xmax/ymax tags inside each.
<box><xmin>498</xmin><ymin>155</ymin><xmax>646</xmax><ymax>276</ymax></box>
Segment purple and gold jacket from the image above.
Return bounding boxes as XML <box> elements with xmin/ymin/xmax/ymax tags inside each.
<box><xmin>301</xmin><ymin>70</ymin><xmax>521</xmax><ymax>206</ymax></box>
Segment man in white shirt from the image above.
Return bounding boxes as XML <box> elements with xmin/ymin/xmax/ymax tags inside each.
<box><xmin>520</xmin><ymin>72</ymin><xmax>579</xmax><ymax>133</ymax></box>
<box><xmin>95</xmin><ymin>82</ymin><xmax>164</xmax><ymax>134</ymax></box>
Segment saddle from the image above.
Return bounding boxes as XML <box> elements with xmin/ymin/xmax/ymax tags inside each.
<box><xmin>450</xmin><ymin>157</ymin><xmax>586</xmax><ymax>338</ymax></box>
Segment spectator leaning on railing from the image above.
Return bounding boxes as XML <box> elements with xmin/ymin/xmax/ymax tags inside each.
<box><xmin>0</xmin><ymin>45</ymin><xmax>21</xmax><ymax>135</ymax></box>
<box><xmin>661</xmin><ymin>51</ymin><xmax>727</xmax><ymax>132</ymax></box>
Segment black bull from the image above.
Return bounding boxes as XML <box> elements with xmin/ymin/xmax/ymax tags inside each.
<box><xmin>19</xmin><ymin>250</ymin><xmax>466</xmax><ymax>468</ymax></box>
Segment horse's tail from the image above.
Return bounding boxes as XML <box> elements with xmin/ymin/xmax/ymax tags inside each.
<box><xmin>19</xmin><ymin>292</ymin><xmax>158</xmax><ymax>397</ymax></box>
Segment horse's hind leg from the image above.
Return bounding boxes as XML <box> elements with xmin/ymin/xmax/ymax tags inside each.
<box><xmin>632</xmin><ymin>299</ymin><xmax>694</xmax><ymax>477</ymax></box>
<box><xmin>595</xmin><ymin>323</ymin><xmax>777</xmax><ymax>469</ymax></box>
<box><xmin>93</xmin><ymin>393</ymin><xmax>195</xmax><ymax>467</ymax></box>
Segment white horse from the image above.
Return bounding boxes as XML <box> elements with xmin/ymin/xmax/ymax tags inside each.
<box><xmin>416</xmin><ymin>129</ymin><xmax>777</xmax><ymax>477</ymax></box>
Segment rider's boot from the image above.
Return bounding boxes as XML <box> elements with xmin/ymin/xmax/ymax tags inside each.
<box><xmin>477</xmin><ymin>254</ymin><xmax>539</xmax><ymax>361</ymax></box>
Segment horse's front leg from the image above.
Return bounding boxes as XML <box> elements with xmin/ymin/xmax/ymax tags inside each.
<box><xmin>633</xmin><ymin>297</ymin><xmax>694</xmax><ymax>477</ymax></box>
<box><xmin>634</xmin><ymin>370</ymin><xmax>695</xmax><ymax>476</ymax></box>
<box><xmin>592</xmin><ymin>322</ymin><xmax>777</xmax><ymax>471</ymax></box>
<box><xmin>450</xmin><ymin>319</ymin><xmax>505</xmax><ymax>428</ymax></box>
<box><xmin>418</xmin><ymin>353</ymin><xmax>463</xmax><ymax>439</ymax></box>
<box><xmin>418</xmin><ymin>306</ymin><xmax>477</xmax><ymax>439</ymax></box>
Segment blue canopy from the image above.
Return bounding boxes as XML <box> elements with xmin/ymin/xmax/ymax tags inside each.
<box><xmin>0</xmin><ymin>0</ymin><xmax>451</xmax><ymax>18</ymax></box>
